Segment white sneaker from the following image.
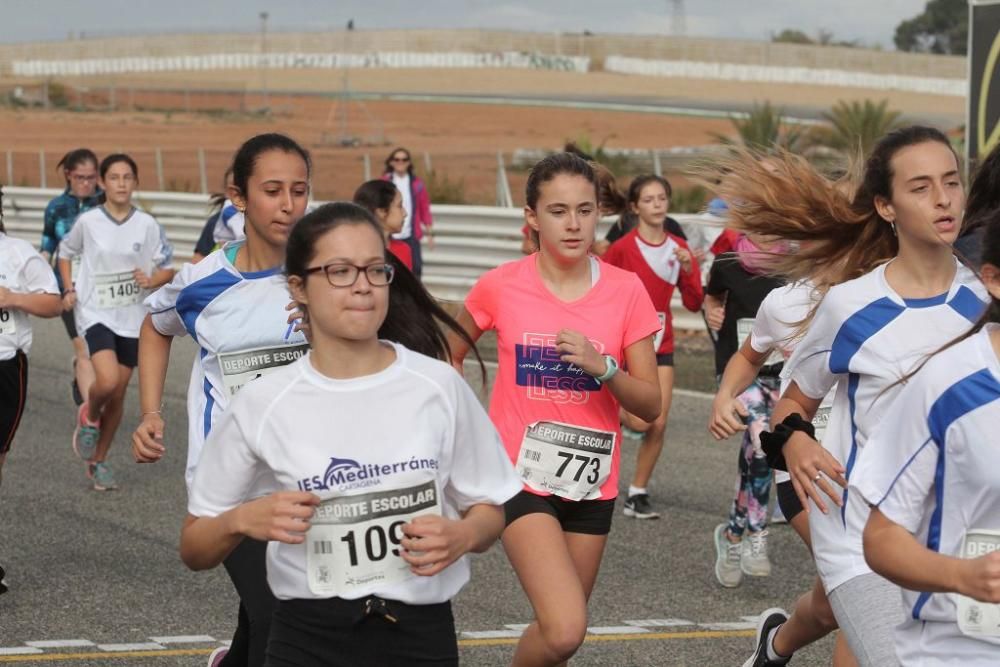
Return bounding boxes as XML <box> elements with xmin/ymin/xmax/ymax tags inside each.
<box><xmin>207</xmin><ymin>647</ymin><xmax>228</xmax><ymax>667</ymax></box>
<box><xmin>714</xmin><ymin>524</ymin><xmax>743</xmax><ymax>588</ymax></box>
<box><xmin>741</xmin><ymin>529</ymin><xmax>772</xmax><ymax>577</ymax></box>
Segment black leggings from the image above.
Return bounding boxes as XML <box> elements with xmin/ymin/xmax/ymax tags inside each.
<box><xmin>0</xmin><ymin>352</ymin><xmax>28</xmax><ymax>457</ymax></box>
<box><xmin>220</xmin><ymin>538</ymin><xmax>277</xmax><ymax>667</ymax></box>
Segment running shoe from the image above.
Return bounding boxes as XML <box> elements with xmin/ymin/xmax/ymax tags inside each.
<box><xmin>90</xmin><ymin>462</ymin><xmax>117</xmax><ymax>491</ymax></box>
<box><xmin>207</xmin><ymin>647</ymin><xmax>228</xmax><ymax>667</ymax></box>
<box><xmin>741</xmin><ymin>530</ymin><xmax>772</xmax><ymax>577</ymax></box>
<box><xmin>713</xmin><ymin>523</ymin><xmax>743</xmax><ymax>588</ymax></box>
<box><xmin>623</xmin><ymin>493</ymin><xmax>661</xmax><ymax>519</ymax></box>
<box><xmin>72</xmin><ymin>403</ymin><xmax>101</xmax><ymax>462</ymax></box>
<box><xmin>0</xmin><ymin>563</ymin><xmax>7</xmax><ymax>595</ymax></box>
<box><xmin>742</xmin><ymin>608</ymin><xmax>790</xmax><ymax>667</ymax></box>
<box><xmin>70</xmin><ymin>358</ymin><xmax>83</xmax><ymax>407</ymax></box>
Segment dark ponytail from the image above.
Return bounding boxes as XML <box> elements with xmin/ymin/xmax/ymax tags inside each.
<box><xmin>57</xmin><ymin>148</ymin><xmax>98</xmax><ymax>183</ymax></box>
<box><xmin>286</xmin><ymin>203</ymin><xmax>484</xmax><ymax>372</ymax></box>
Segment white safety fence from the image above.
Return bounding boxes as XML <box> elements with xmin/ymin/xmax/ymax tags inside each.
<box><xmin>1</xmin><ymin>187</ymin><xmax>723</xmax><ymax>331</ymax></box>
<box><xmin>12</xmin><ymin>51</ymin><xmax>590</xmax><ymax>77</ymax></box>
<box><xmin>603</xmin><ymin>55</ymin><xmax>967</xmax><ymax>97</ymax></box>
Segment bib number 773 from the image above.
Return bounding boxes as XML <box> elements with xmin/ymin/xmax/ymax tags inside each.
<box><xmin>516</xmin><ymin>421</ymin><xmax>615</xmax><ymax>501</ymax></box>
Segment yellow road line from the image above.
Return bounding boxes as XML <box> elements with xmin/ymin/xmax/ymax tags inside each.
<box><xmin>0</xmin><ymin>629</ymin><xmax>755</xmax><ymax>662</ymax></box>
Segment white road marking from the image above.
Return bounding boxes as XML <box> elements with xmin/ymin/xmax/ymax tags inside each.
<box><xmin>0</xmin><ymin>648</ymin><xmax>44</xmax><ymax>656</ymax></box>
<box><xmin>97</xmin><ymin>643</ymin><xmax>167</xmax><ymax>652</ymax></box>
<box><xmin>624</xmin><ymin>619</ymin><xmax>695</xmax><ymax>627</ymax></box>
<box><xmin>149</xmin><ymin>635</ymin><xmax>217</xmax><ymax>644</ymax></box>
<box><xmin>503</xmin><ymin>624</ymin><xmax>529</xmax><ymax>631</ymax></box>
<box><xmin>698</xmin><ymin>621</ymin><xmax>756</xmax><ymax>630</ymax></box>
<box><xmin>25</xmin><ymin>640</ymin><xmax>94</xmax><ymax>648</ymax></box>
<box><xmin>460</xmin><ymin>630</ymin><xmax>524</xmax><ymax>640</ymax></box>
<box><xmin>588</xmin><ymin>626</ymin><xmax>651</xmax><ymax>635</ymax></box>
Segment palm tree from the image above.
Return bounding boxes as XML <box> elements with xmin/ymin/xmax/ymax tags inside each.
<box><xmin>713</xmin><ymin>101</ymin><xmax>804</xmax><ymax>152</ymax></box>
<box><xmin>815</xmin><ymin>99</ymin><xmax>904</xmax><ymax>156</ymax></box>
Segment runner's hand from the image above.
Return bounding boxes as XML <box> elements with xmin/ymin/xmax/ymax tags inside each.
<box><xmin>705</xmin><ymin>306</ymin><xmax>724</xmax><ymax>331</ymax></box>
<box><xmin>708</xmin><ymin>395</ymin><xmax>748</xmax><ymax>440</ymax></box>
<box><xmin>235</xmin><ymin>492</ymin><xmax>319</xmax><ymax>544</ymax></box>
<box><xmin>675</xmin><ymin>247</ymin><xmax>693</xmax><ymax>273</ymax></box>
<box><xmin>286</xmin><ymin>301</ymin><xmax>310</xmax><ymax>342</ymax></box>
<box><xmin>132</xmin><ymin>413</ymin><xmax>166</xmax><ymax>463</ymax></box>
<box><xmin>133</xmin><ymin>269</ymin><xmax>153</xmax><ymax>289</ymax></box>
<box><xmin>62</xmin><ymin>292</ymin><xmax>76</xmax><ymax>310</ymax></box>
<box><xmin>399</xmin><ymin>515</ymin><xmax>473</xmax><ymax>577</ymax></box>
<box><xmin>555</xmin><ymin>329</ymin><xmax>605</xmax><ymax>377</ymax></box>
<box><xmin>785</xmin><ymin>431</ymin><xmax>847</xmax><ymax>514</ymax></box>
<box><xmin>956</xmin><ymin>552</ymin><xmax>1000</xmax><ymax>603</ymax></box>
<box><xmin>0</xmin><ymin>287</ymin><xmax>11</xmax><ymax>308</ymax></box>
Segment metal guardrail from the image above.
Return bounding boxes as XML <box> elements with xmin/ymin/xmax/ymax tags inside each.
<box><xmin>1</xmin><ymin>187</ymin><xmax>724</xmax><ymax>330</ymax></box>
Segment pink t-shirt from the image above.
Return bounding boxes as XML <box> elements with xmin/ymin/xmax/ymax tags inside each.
<box><xmin>465</xmin><ymin>255</ymin><xmax>661</xmax><ymax>500</ymax></box>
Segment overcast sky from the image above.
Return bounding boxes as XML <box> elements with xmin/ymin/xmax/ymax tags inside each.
<box><xmin>2</xmin><ymin>1</ymin><xmax>929</xmax><ymax>50</ymax></box>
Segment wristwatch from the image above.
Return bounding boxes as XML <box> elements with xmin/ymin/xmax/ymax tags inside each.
<box><xmin>594</xmin><ymin>354</ymin><xmax>619</xmax><ymax>384</ymax></box>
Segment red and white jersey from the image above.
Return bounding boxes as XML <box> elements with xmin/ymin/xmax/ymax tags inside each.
<box><xmin>602</xmin><ymin>228</ymin><xmax>703</xmax><ymax>354</ymax></box>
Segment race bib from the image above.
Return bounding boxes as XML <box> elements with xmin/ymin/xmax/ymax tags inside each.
<box><xmin>737</xmin><ymin>318</ymin><xmax>782</xmax><ymax>366</ymax></box>
<box><xmin>0</xmin><ymin>307</ymin><xmax>15</xmax><ymax>336</ymax></box>
<box><xmin>653</xmin><ymin>312</ymin><xmax>666</xmax><ymax>352</ymax></box>
<box><xmin>812</xmin><ymin>406</ymin><xmax>831</xmax><ymax>442</ymax></box>
<box><xmin>70</xmin><ymin>256</ymin><xmax>81</xmax><ymax>282</ymax></box>
<box><xmin>94</xmin><ymin>271</ymin><xmax>142</xmax><ymax>309</ymax></box>
<box><xmin>956</xmin><ymin>530</ymin><xmax>1000</xmax><ymax>639</ymax></box>
<box><xmin>218</xmin><ymin>343</ymin><xmax>309</xmax><ymax>395</ymax></box>
<box><xmin>306</xmin><ymin>480</ymin><xmax>440</xmax><ymax>597</ymax></box>
<box><xmin>516</xmin><ymin>421</ymin><xmax>615</xmax><ymax>501</ymax></box>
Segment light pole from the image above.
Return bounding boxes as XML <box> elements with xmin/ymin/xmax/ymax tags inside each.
<box><xmin>259</xmin><ymin>11</ymin><xmax>269</xmax><ymax>109</ymax></box>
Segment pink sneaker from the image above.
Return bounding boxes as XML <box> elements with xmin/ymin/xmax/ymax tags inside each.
<box><xmin>72</xmin><ymin>403</ymin><xmax>101</xmax><ymax>462</ymax></box>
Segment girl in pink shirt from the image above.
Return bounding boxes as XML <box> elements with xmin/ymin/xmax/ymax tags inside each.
<box><xmin>448</xmin><ymin>153</ymin><xmax>662</xmax><ymax>666</ymax></box>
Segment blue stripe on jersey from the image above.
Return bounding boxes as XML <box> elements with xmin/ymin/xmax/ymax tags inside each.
<box><xmin>201</xmin><ymin>348</ymin><xmax>215</xmax><ymax>439</ymax></box>
<box><xmin>829</xmin><ymin>297</ymin><xmax>905</xmax><ymax>374</ymax></box>
<box><xmin>947</xmin><ymin>285</ymin><xmax>987</xmax><ymax>324</ymax></box>
<box><xmin>911</xmin><ymin>367</ymin><xmax>1000</xmax><ymax>620</ymax></box>
<box><xmin>175</xmin><ymin>268</ymin><xmax>241</xmax><ymax>343</ymax></box>
<box><xmin>841</xmin><ymin>372</ymin><xmax>861</xmax><ymax>525</ymax></box>
<box><xmin>903</xmin><ymin>293</ymin><xmax>947</xmax><ymax>308</ymax></box>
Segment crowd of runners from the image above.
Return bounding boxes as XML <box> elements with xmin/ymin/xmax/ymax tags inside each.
<box><xmin>0</xmin><ymin>126</ymin><xmax>998</xmax><ymax>666</ymax></box>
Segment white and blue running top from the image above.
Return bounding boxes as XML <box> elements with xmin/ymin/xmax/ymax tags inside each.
<box><xmin>852</xmin><ymin>324</ymin><xmax>1000</xmax><ymax>665</ymax></box>
<box><xmin>784</xmin><ymin>259</ymin><xmax>986</xmax><ymax>593</ymax></box>
<box><xmin>145</xmin><ymin>243</ymin><xmax>307</xmax><ymax>492</ymax></box>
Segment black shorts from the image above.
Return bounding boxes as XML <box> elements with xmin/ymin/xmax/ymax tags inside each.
<box><xmin>776</xmin><ymin>480</ymin><xmax>804</xmax><ymax>523</ymax></box>
<box><xmin>0</xmin><ymin>351</ymin><xmax>28</xmax><ymax>456</ymax></box>
<box><xmin>84</xmin><ymin>324</ymin><xmax>138</xmax><ymax>368</ymax></box>
<box><xmin>60</xmin><ymin>309</ymin><xmax>78</xmax><ymax>339</ymax></box>
<box><xmin>504</xmin><ymin>489</ymin><xmax>615</xmax><ymax>536</ymax></box>
<box><xmin>656</xmin><ymin>353</ymin><xmax>674</xmax><ymax>367</ymax></box>
<box><xmin>265</xmin><ymin>597</ymin><xmax>457</xmax><ymax>667</ymax></box>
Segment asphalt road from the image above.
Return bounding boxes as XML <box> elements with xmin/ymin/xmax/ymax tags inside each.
<box><xmin>0</xmin><ymin>316</ymin><xmax>835</xmax><ymax>666</ymax></box>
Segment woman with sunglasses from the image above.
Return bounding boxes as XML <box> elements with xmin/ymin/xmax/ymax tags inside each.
<box><xmin>382</xmin><ymin>147</ymin><xmax>433</xmax><ymax>278</ymax></box>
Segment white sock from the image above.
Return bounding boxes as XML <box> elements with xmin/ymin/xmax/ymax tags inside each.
<box><xmin>628</xmin><ymin>486</ymin><xmax>647</xmax><ymax>497</ymax></box>
<box><xmin>766</xmin><ymin>625</ymin><xmax>787</xmax><ymax>661</ymax></box>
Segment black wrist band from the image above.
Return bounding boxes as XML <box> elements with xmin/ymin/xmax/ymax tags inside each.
<box><xmin>759</xmin><ymin>413</ymin><xmax>816</xmax><ymax>472</ymax></box>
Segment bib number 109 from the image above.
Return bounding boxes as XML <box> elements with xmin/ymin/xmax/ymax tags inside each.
<box><xmin>336</xmin><ymin>520</ymin><xmax>406</xmax><ymax>567</ymax></box>
<box><xmin>0</xmin><ymin>307</ymin><xmax>14</xmax><ymax>335</ymax></box>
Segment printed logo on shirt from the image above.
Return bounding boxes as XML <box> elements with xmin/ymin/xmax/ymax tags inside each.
<box><xmin>132</xmin><ymin>242</ymin><xmax>142</xmax><ymax>252</ymax></box>
<box><xmin>515</xmin><ymin>332</ymin><xmax>606</xmax><ymax>405</ymax></box>
<box><xmin>297</xmin><ymin>455</ymin><xmax>439</xmax><ymax>493</ymax></box>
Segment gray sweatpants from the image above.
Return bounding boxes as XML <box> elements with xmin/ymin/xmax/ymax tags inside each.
<box><xmin>828</xmin><ymin>573</ymin><xmax>903</xmax><ymax>667</ymax></box>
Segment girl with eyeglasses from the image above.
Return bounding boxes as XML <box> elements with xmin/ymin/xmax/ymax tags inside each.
<box><xmin>180</xmin><ymin>202</ymin><xmax>519</xmax><ymax>666</ymax></box>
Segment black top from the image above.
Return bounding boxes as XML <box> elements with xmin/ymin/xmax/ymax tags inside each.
<box><xmin>605</xmin><ymin>212</ymin><xmax>687</xmax><ymax>245</ymax></box>
<box><xmin>705</xmin><ymin>253</ymin><xmax>784</xmax><ymax>376</ymax></box>
<box><xmin>195</xmin><ymin>212</ymin><xmax>221</xmax><ymax>257</ymax></box>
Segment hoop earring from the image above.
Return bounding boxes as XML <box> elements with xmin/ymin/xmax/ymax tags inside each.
<box><xmin>888</xmin><ymin>220</ymin><xmax>897</xmax><ymax>236</ymax></box>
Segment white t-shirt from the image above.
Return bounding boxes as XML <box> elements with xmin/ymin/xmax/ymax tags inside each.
<box><xmin>785</xmin><ymin>260</ymin><xmax>987</xmax><ymax>593</ymax></box>
<box><xmin>851</xmin><ymin>325</ymin><xmax>1000</xmax><ymax>665</ymax></box>
<box><xmin>0</xmin><ymin>233</ymin><xmax>59</xmax><ymax>361</ymax></box>
<box><xmin>58</xmin><ymin>206</ymin><xmax>172</xmax><ymax>338</ymax></box>
<box><xmin>391</xmin><ymin>173</ymin><xmax>413</xmax><ymax>240</ymax></box>
<box><xmin>212</xmin><ymin>200</ymin><xmax>246</xmax><ymax>245</ymax></box>
<box><xmin>188</xmin><ymin>344</ymin><xmax>522</xmax><ymax>603</ymax></box>
<box><xmin>749</xmin><ymin>282</ymin><xmax>835</xmax><ymax>484</ymax></box>
<box><xmin>145</xmin><ymin>243</ymin><xmax>307</xmax><ymax>492</ymax></box>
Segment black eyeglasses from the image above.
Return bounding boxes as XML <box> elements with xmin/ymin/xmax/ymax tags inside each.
<box><xmin>303</xmin><ymin>262</ymin><xmax>395</xmax><ymax>288</ymax></box>
<box><xmin>391</xmin><ymin>156</ymin><xmax>410</xmax><ymax>163</ymax></box>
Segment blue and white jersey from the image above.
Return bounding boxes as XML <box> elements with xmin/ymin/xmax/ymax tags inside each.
<box><xmin>852</xmin><ymin>325</ymin><xmax>1000</xmax><ymax>665</ymax></box>
<box><xmin>211</xmin><ymin>200</ymin><xmax>245</xmax><ymax>245</ymax></box>
<box><xmin>59</xmin><ymin>206</ymin><xmax>173</xmax><ymax>338</ymax></box>
<box><xmin>785</xmin><ymin>259</ymin><xmax>987</xmax><ymax>592</ymax></box>
<box><xmin>145</xmin><ymin>243</ymin><xmax>307</xmax><ymax>492</ymax></box>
